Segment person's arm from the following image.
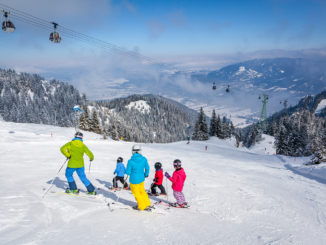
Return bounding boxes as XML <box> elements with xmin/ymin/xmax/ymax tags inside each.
<box><xmin>126</xmin><ymin>160</ymin><xmax>131</xmax><ymax>176</ymax></box>
<box><xmin>60</xmin><ymin>142</ymin><xmax>71</xmax><ymax>158</ymax></box>
<box><xmin>144</xmin><ymin>158</ymin><xmax>150</xmax><ymax>177</ymax></box>
<box><xmin>169</xmin><ymin>172</ymin><xmax>177</xmax><ymax>183</ymax></box>
<box><xmin>84</xmin><ymin>144</ymin><xmax>94</xmax><ymax>161</ymax></box>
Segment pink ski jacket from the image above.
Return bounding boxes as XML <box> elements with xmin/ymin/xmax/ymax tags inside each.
<box><xmin>168</xmin><ymin>168</ymin><xmax>186</xmax><ymax>192</ymax></box>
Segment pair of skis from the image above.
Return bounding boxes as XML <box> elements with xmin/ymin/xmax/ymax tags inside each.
<box><xmin>154</xmin><ymin>200</ymin><xmax>190</xmax><ymax>208</ymax></box>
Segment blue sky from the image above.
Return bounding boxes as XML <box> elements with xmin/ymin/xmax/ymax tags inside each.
<box><xmin>0</xmin><ymin>0</ymin><xmax>326</xmax><ymax>97</ymax></box>
<box><xmin>1</xmin><ymin>0</ymin><xmax>325</xmax><ymax>57</ymax></box>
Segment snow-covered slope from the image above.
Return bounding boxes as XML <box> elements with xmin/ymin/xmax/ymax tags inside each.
<box><xmin>315</xmin><ymin>99</ymin><xmax>326</xmax><ymax>114</ymax></box>
<box><xmin>1</xmin><ymin>121</ymin><xmax>326</xmax><ymax>244</ymax></box>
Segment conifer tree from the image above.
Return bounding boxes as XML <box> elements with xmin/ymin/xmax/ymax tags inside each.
<box><xmin>216</xmin><ymin>115</ymin><xmax>223</xmax><ymax>139</ymax></box>
<box><xmin>209</xmin><ymin>109</ymin><xmax>217</xmax><ymax>136</ymax></box>
<box><xmin>192</xmin><ymin>107</ymin><xmax>209</xmax><ymax>141</ymax></box>
<box><xmin>79</xmin><ymin>106</ymin><xmax>91</xmax><ymax>131</ymax></box>
<box><xmin>90</xmin><ymin>109</ymin><xmax>101</xmax><ymax>134</ymax></box>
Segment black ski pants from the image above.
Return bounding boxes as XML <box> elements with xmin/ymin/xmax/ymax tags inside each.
<box><xmin>150</xmin><ymin>183</ymin><xmax>166</xmax><ymax>194</ymax></box>
<box><xmin>113</xmin><ymin>176</ymin><xmax>128</xmax><ymax>188</ymax></box>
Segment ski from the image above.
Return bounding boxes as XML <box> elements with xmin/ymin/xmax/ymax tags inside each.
<box><xmin>155</xmin><ymin>200</ymin><xmax>189</xmax><ymax>209</ymax></box>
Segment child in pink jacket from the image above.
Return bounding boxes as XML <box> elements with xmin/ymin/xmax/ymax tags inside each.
<box><xmin>164</xmin><ymin>159</ymin><xmax>188</xmax><ymax>207</ymax></box>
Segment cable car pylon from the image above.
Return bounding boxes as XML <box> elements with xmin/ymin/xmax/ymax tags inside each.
<box><xmin>258</xmin><ymin>94</ymin><xmax>268</xmax><ymax>132</ymax></box>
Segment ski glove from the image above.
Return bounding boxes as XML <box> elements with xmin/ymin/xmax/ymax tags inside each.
<box><xmin>165</xmin><ymin>172</ymin><xmax>170</xmax><ymax>178</ymax></box>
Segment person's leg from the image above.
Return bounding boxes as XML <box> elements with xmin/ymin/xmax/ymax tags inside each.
<box><xmin>173</xmin><ymin>191</ymin><xmax>184</xmax><ymax>205</ymax></box>
<box><xmin>130</xmin><ymin>182</ymin><xmax>151</xmax><ymax>210</ymax></box>
<box><xmin>179</xmin><ymin>191</ymin><xmax>186</xmax><ymax>204</ymax></box>
<box><xmin>76</xmin><ymin>167</ymin><xmax>95</xmax><ymax>192</ymax></box>
<box><xmin>120</xmin><ymin>177</ymin><xmax>129</xmax><ymax>189</ymax></box>
<box><xmin>117</xmin><ymin>176</ymin><xmax>124</xmax><ymax>187</ymax></box>
<box><xmin>158</xmin><ymin>184</ymin><xmax>166</xmax><ymax>194</ymax></box>
<box><xmin>65</xmin><ymin>167</ymin><xmax>77</xmax><ymax>190</ymax></box>
<box><xmin>130</xmin><ymin>183</ymin><xmax>141</xmax><ymax>209</ymax></box>
<box><xmin>139</xmin><ymin>182</ymin><xmax>151</xmax><ymax>209</ymax></box>
<box><xmin>150</xmin><ymin>183</ymin><xmax>157</xmax><ymax>194</ymax></box>
<box><xmin>112</xmin><ymin>176</ymin><xmax>118</xmax><ymax>188</ymax></box>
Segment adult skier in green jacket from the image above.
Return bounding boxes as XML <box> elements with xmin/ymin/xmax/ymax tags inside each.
<box><xmin>60</xmin><ymin>132</ymin><xmax>96</xmax><ymax>194</ymax></box>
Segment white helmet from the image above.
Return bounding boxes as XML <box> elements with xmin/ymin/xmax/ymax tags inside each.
<box><xmin>132</xmin><ymin>144</ymin><xmax>142</xmax><ymax>154</ymax></box>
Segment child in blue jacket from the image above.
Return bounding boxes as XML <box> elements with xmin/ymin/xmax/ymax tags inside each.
<box><xmin>112</xmin><ymin>157</ymin><xmax>129</xmax><ymax>190</ymax></box>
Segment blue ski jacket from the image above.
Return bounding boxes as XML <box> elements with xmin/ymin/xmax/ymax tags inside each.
<box><xmin>114</xmin><ymin>162</ymin><xmax>126</xmax><ymax>177</ymax></box>
<box><xmin>126</xmin><ymin>153</ymin><xmax>150</xmax><ymax>184</ymax></box>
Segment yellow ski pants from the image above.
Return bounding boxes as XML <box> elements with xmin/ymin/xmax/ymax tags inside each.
<box><xmin>130</xmin><ymin>182</ymin><xmax>151</xmax><ymax>210</ymax></box>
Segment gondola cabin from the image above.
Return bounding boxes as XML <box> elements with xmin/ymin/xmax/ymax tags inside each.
<box><xmin>49</xmin><ymin>22</ymin><xmax>61</xmax><ymax>43</ymax></box>
<box><xmin>1</xmin><ymin>11</ymin><xmax>15</xmax><ymax>33</ymax></box>
<box><xmin>226</xmin><ymin>85</ymin><xmax>230</xmax><ymax>93</ymax></box>
<box><xmin>49</xmin><ymin>31</ymin><xmax>61</xmax><ymax>43</ymax></box>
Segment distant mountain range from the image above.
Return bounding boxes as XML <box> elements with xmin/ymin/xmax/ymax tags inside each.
<box><xmin>184</xmin><ymin>57</ymin><xmax>326</xmax><ymax>126</ymax></box>
<box><xmin>89</xmin><ymin>57</ymin><xmax>326</xmax><ymax>127</ymax></box>
<box><xmin>1</xmin><ymin>56</ymin><xmax>326</xmax><ymax>131</ymax></box>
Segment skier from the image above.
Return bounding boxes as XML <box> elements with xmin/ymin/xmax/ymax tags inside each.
<box><xmin>112</xmin><ymin>157</ymin><xmax>129</xmax><ymax>190</ymax></box>
<box><xmin>165</xmin><ymin>159</ymin><xmax>188</xmax><ymax>208</ymax></box>
<box><xmin>149</xmin><ymin>162</ymin><xmax>167</xmax><ymax>196</ymax></box>
<box><xmin>60</xmin><ymin>132</ymin><xmax>96</xmax><ymax>195</ymax></box>
<box><xmin>126</xmin><ymin>145</ymin><xmax>151</xmax><ymax>211</ymax></box>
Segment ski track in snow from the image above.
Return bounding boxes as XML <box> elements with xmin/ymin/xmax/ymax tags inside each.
<box><xmin>1</xmin><ymin>121</ymin><xmax>326</xmax><ymax>244</ymax></box>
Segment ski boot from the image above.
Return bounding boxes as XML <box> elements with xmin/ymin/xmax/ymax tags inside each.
<box><xmin>66</xmin><ymin>188</ymin><xmax>79</xmax><ymax>194</ymax></box>
<box><xmin>87</xmin><ymin>191</ymin><xmax>97</xmax><ymax>195</ymax></box>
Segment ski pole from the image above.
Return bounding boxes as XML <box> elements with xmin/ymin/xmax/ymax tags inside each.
<box><xmin>89</xmin><ymin>160</ymin><xmax>92</xmax><ymax>174</ymax></box>
<box><xmin>42</xmin><ymin>158</ymin><xmax>68</xmax><ymax>199</ymax></box>
<box><xmin>165</xmin><ymin>177</ymin><xmax>169</xmax><ymax>202</ymax></box>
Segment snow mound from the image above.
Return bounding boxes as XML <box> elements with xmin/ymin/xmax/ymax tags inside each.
<box><xmin>125</xmin><ymin>100</ymin><xmax>151</xmax><ymax>114</ymax></box>
<box><xmin>315</xmin><ymin>99</ymin><xmax>326</xmax><ymax>114</ymax></box>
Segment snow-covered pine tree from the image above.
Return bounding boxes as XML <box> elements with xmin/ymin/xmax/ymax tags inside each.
<box><xmin>79</xmin><ymin>106</ymin><xmax>91</xmax><ymax>131</ymax></box>
<box><xmin>90</xmin><ymin>108</ymin><xmax>101</xmax><ymax>134</ymax></box>
<box><xmin>275</xmin><ymin>118</ymin><xmax>291</xmax><ymax>155</ymax></box>
<box><xmin>209</xmin><ymin>109</ymin><xmax>217</xmax><ymax>136</ymax></box>
<box><xmin>221</xmin><ymin>116</ymin><xmax>232</xmax><ymax>139</ymax></box>
<box><xmin>192</xmin><ymin>107</ymin><xmax>209</xmax><ymax>141</ymax></box>
<box><xmin>216</xmin><ymin>115</ymin><xmax>223</xmax><ymax>139</ymax></box>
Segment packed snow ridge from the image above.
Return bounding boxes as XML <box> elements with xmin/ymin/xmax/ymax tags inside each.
<box><xmin>125</xmin><ymin>100</ymin><xmax>151</xmax><ymax>114</ymax></box>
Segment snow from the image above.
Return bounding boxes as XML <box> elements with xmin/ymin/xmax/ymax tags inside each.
<box><xmin>237</xmin><ymin>66</ymin><xmax>246</xmax><ymax>74</ymax></box>
<box><xmin>315</xmin><ymin>99</ymin><xmax>326</xmax><ymax>114</ymax></box>
<box><xmin>125</xmin><ymin>100</ymin><xmax>151</xmax><ymax>114</ymax></box>
<box><xmin>27</xmin><ymin>90</ymin><xmax>34</xmax><ymax>100</ymax></box>
<box><xmin>1</xmin><ymin>121</ymin><xmax>326</xmax><ymax>244</ymax></box>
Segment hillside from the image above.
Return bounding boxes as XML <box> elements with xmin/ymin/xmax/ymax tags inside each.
<box><xmin>1</xmin><ymin>121</ymin><xmax>326</xmax><ymax>244</ymax></box>
<box><xmin>96</xmin><ymin>94</ymin><xmax>198</xmax><ymax>143</ymax></box>
<box><xmin>0</xmin><ymin>69</ymin><xmax>85</xmax><ymax>127</ymax></box>
<box><xmin>0</xmin><ymin>69</ymin><xmax>199</xmax><ymax>143</ymax></box>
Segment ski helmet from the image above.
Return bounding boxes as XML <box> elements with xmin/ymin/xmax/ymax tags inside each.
<box><xmin>154</xmin><ymin>162</ymin><xmax>162</xmax><ymax>170</ymax></box>
<box><xmin>74</xmin><ymin>131</ymin><xmax>83</xmax><ymax>139</ymax></box>
<box><xmin>173</xmin><ymin>159</ymin><xmax>182</xmax><ymax>167</ymax></box>
<box><xmin>117</xmin><ymin>157</ymin><xmax>123</xmax><ymax>163</ymax></box>
<box><xmin>132</xmin><ymin>144</ymin><xmax>142</xmax><ymax>154</ymax></box>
